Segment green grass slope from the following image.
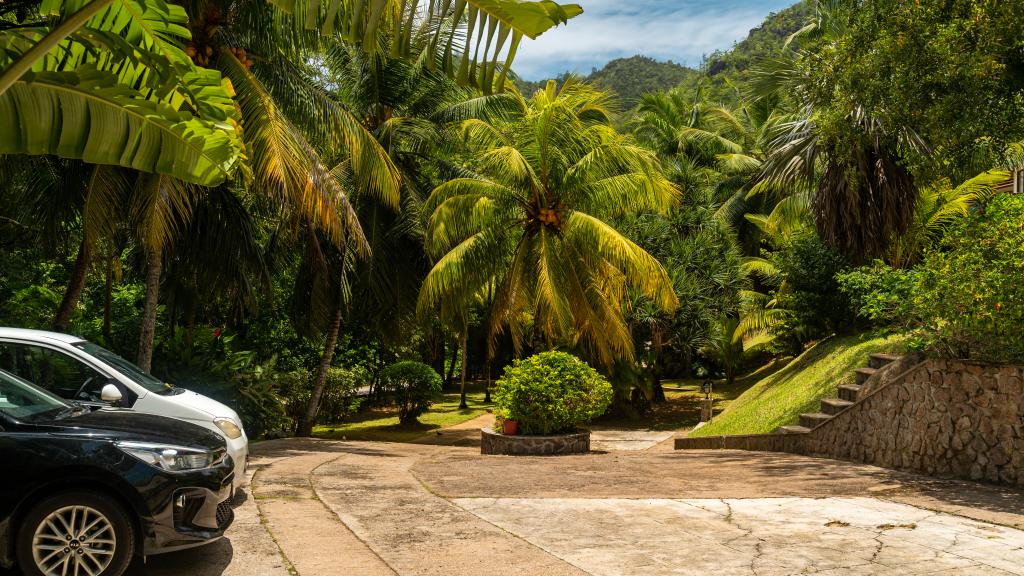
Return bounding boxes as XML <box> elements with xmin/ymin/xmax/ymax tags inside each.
<box><xmin>690</xmin><ymin>332</ymin><xmax>909</xmax><ymax>438</ymax></box>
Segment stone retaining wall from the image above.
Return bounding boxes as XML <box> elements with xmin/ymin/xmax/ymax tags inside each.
<box><xmin>480</xmin><ymin>428</ymin><xmax>590</xmax><ymax>455</ymax></box>
<box><xmin>677</xmin><ymin>359</ymin><xmax>1024</xmax><ymax>487</ymax></box>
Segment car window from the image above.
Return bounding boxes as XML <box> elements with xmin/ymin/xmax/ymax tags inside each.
<box><xmin>0</xmin><ymin>369</ymin><xmax>68</xmax><ymax>421</ymax></box>
<box><xmin>72</xmin><ymin>341</ymin><xmax>173</xmax><ymax>395</ymax></box>
<box><xmin>0</xmin><ymin>342</ymin><xmax>105</xmax><ymax>401</ymax></box>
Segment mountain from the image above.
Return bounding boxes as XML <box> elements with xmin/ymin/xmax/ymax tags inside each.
<box><xmin>681</xmin><ymin>2</ymin><xmax>812</xmax><ymax>104</ymax></box>
<box><xmin>512</xmin><ymin>2</ymin><xmax>810</xmax><ymax>108</ymax></box>
<box><xmin>515</xmin><ymin>56</ymin><xmax>699</xmax><ymax>108</ymax></box>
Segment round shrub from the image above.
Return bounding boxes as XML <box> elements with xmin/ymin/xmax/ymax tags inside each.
<box><xmin>913</xmin><ymin>194</ymin><xmax>1024</xmax><ymax>363</ymax></box>
<box><xmin>382</xmin><ymin>361</ymin><xmax>442</xmax><ymax>424</ymax></box>
<box><xmin>492</xmin><ymin>351</ymin><xmax>613</xmax><ymax>436</ymax></box>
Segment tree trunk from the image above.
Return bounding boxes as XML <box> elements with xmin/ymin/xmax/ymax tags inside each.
<box><xmin>373</xmin><ymin>345</ymin><xmax>386</xmax><ymax>402</ymax></box>
<box><xmin>136</xmin><ymin>247</ymin><xmax>162</xmax><ymax>373</ymax></box>
<box><xmin>484</xmin><ymin>361</ymin><xmax>491</xmax><ymax>403</ymax></box>
<box><xmin>651</xmin><ymin>376</ymin><xmax>666</xmax><ymax>403</ymax></box>
<box><xmin>430</xmin><ymin>328</ymin><xmax>446</xmax><ymax>381</ymax></box>
<box><xmin>459</xmin><ymin>330</ymin><xmax>468</xmax><ymax>410</ymax></box>
<box><xmin>297</xmin><ymin>299</ymin><xmax>343</xmax><ymax>437</ymax></box>
<box><xmin>102</xmin><ymin>255</ymin><xmax>113</xmax><ymax>343</ymax></box>
<box><xmin>445</xmin><ymin>338</ymin><xmax>458</xmax><ymax>389</ymax></box>
<box><xmin>651</xmin><ymin>355</ymin><xmax>666</xmax><ymax>403</ymax></box>
<box><xmin>682</xmin><ymin>349</ymin><xmax>693</xmax><ymax>379</ymax></box>
<box><xmin>53</xmin><ymin>239</ymin><xmax>92</xmax><ymax>333</ymax></box>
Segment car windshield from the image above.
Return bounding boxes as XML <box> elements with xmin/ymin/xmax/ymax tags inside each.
<box><xmin>0</xmin><ymin>368</ymin><xmax>70</xmax><ymax>421</ymax></box>
<box><xmin>72</xmin><ymin>341</ymin><xmax>174</xmax><ymax>395</ymax></box>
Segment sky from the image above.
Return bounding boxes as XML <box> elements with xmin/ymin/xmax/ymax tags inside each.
<box><xmin>513</xmin><ymin>0</ymin><xmax>796</xmax><ymax>80</ymax></box>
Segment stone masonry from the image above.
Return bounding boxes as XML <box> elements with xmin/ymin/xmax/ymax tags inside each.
<box><xmin>677</xmin><ymin>359</ymin><xmax>1024</xmax><ymax>487</ymax></box>
<box><xmin>480</xmin><ymin>428</ymin><xmax>590</xmax><ymax>455</ymax></box>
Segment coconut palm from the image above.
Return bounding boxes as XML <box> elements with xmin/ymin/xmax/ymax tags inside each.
<box><xmin>418</xmin><ymin>79</ymin><xmax>679</xmax><ymax>367</ymax></box>
<box><xmin>322</xmin><ymin>40</ymin><xmax>515</xmax><ymax>341</ymax></box>
<box><xmin>632</xmin><ymin>88</ymin><xmax>789</xmax><ymax>254</ymax></box>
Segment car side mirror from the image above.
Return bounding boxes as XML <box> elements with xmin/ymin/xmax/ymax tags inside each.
<box><xmin>100</xmin><ymin>383</ymin><xmax>123</xmax><ymax>404</ymax></box>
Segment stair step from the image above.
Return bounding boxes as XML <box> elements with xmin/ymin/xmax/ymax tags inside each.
<box><xmin>777</xmin><ymin>425</ymin><xmax>811</xmax><ymax>434</ymax></box>
<box><xmin>838</xmin><ymin>384</ymin><xmax>862</xmax><ymax>402</ymax></box>
<box><xmin>855</xmin><ymin>367</ymin><xmax>878</xmax><ymax>385</ymax></box>
<box><xmin>820</xmin><ymin>398</ymin><xmax>854</xmax><ymax>415</ymax></box>
<box><xmin>799</xmin><ymin>412</ymin><xmax>833</xmax><ymax>429</ymax></box>
<box><xmin>869</xmin><ymin>353</ymin><xmax>901</xmax><ymax>370</ymax></box>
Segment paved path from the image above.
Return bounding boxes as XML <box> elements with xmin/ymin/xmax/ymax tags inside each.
<box><xmin>457</xmin><ymin>497</ymin><xmax>1024</xmax><ymax>575</ymax></box>
<box><xmin>23</xmin><ymin>435</ymin><xmax>1017</xmax><ymax>576</ymax></box>
<box><xmin>245</xmin><ymin>440</ymin><xmax>1024</xmax><ymax>575</ymax></box>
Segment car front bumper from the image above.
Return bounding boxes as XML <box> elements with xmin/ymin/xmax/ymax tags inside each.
<box><xmin>143</xmin><ymin>458</ymin><xmax>236</xmax><ymax>555</ymax></box>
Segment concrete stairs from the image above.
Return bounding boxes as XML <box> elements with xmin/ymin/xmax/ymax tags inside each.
<box><xmin>774</xmin><ymin>353</ymin><xmax>901</xmax><ymax>434</ymax></box>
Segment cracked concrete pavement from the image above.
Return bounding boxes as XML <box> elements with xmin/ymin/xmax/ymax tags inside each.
<box><xmin>13</xmin><ymin>437</ymin><xmax>1019</xmax><ymax>576</ymax></box>
<box><xmin>454</xmin><ymin>497</ymin><xmax>1024</xmax><ymax>575</ymax></box>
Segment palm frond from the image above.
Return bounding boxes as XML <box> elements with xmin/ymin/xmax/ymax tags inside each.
<box><xmin>221</xmin><ymin>50</ymin><xmax>371</xmax><ymax>251</ymax></box>
<box><xmin>0</xmin><ymin>67</ymin><xmax>243</xmax><ymax>185</ymax></box>
<box><xmin>271</xmin><ymin>0</ymin><xmax>583</xmax><ymax>93</ymax></box>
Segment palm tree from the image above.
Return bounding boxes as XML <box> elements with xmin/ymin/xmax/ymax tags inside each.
<box><xmin>418</xmin><ymin>79</ymin><xmax>679</xmax><ymax>367</ymax></box>
<box><xmin>703</xmin><ymin>300</ymin><xmax>781</xmax><ymax>387</ymax></box>
<box><xmin>749</xmin><ymin>1</ymin><xmax>931</xmax><ymax>261</ymax></box>
<box><xmin>1</xmin><ymin>0</ymin><xmax>582</xmax><ymax>183</ymax></box>
<box><xmin>886</xmin><ymin>170</ymin><xmax>1008</xmax><ymax>269</ymax></box>
<box><xmin>632</xmin><ymin>88</ymin><xmax>788</xmax><ymax>254</ymax></box>
<box><xmin>290</xmin><ymin>223</ymin><xmax>359</xmax><ymax>436</ymax></box>
<box><xmin>322</xmin><ymin>40</ymin><xmax>513</xmax><ymax>348</ymax></box>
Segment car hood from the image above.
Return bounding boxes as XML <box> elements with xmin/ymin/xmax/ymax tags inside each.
<box><xmin>42</xmin><ymin>409</ymin><xmax>226</xmax><ymax>450</ymax></box>
<box><xmin>167</xmin><ymin>388</ymin><xmax>241</xmax><ymax>423</ymax></box>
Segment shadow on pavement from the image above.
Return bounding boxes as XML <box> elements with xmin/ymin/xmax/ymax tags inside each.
<box><xmin>0</xmin><ymin>539</ymin><xmax>234</xmax><ymax>576</ymax></box>
<box><xmin>128</xmin><ymin>539</ymin><xmax>234</xmax><ymax>576</ymax></box>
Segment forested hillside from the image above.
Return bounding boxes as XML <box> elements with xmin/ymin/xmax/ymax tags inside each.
<box><xmin>515</xmin><ymin>3</ymin><xmax>809</xmax><ymax>107</ymax></box>
<box><xmin>654</xmin><ymin>2</ymin><xmax>810</xmax><ymax>106</ymax></box>
<box><xmin>516</xmin><ymin>55</ymin><xmax>697</xmax><ymax>106</ymax></box>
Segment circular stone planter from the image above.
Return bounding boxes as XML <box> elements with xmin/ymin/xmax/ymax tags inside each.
<box><xmin>480</xmin><ymin>427</ymin><xmax>590</xmax><ymax>456</ymax></box>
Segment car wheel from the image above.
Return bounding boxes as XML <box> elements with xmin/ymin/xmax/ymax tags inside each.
<box><xmin>16</xmin><ymin>491</ymin><xmax>135</xmax><ymax>576</ymax></box>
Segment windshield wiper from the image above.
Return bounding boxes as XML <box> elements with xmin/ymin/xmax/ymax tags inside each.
<box><xmin>52</xmin><ymin>401</ymin><xmax>90</xmax><ymax>420</ymax></box>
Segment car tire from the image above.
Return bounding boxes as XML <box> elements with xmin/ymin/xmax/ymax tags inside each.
<box><xmin>16</xmin><ymin>491</ymin><xmax>135</xmax><ymax>576</ymax></box>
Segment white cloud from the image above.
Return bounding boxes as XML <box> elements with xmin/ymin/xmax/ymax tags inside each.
<box><xmin>512</xmin><ymin>0</ymin><xmax>794</xmax><ymax>79</ymax></box>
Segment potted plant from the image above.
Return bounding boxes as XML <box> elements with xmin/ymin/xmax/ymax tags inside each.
<box><xmin>500</xmin><ymin>417</ymin><xmax>519</xmax><ymax>436</ymax></box>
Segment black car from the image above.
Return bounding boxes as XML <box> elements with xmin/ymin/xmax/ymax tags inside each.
<box><xmin>0</xmin><ymin>369</ymin><xmax>235</xmax><ymax>576</ymax></box>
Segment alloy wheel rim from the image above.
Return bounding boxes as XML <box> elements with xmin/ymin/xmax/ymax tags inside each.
<box><xmin>31</xmin><ymin>505</ymin><xmax>117</xmax><ymax>576</ymax></box>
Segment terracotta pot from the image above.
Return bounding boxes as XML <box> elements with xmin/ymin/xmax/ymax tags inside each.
<box><xmin>502</xmin><ymin>419</ymin><xmax>519</xmax><ymax>436</ymax></box>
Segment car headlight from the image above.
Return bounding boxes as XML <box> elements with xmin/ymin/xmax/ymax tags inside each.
<box><xmin>116</xmin><ymin>441</ymin><xmax>224</xmax><ymax>472</ymax></box>
<box><xmin>214</xmin><ymin>417</ymin><xmax>243</xmax><ymax>440</ymax></box>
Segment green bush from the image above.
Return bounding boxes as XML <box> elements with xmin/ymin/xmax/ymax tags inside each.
<box><xmin>155</xmin><ymin>332</ymin><xmax>290</xmax><ymax>438</ymax></box>
<box><xmin>381</xmin><ymin>361</ymin><xmax>442</xmax><ymax>424</ymax></box>
<box><xmin>770</xmin><ymin>233</ymin><xmax>854</xmax><ymax>342</ymax></box>
<box><xmin>837</xmin><ymin>262</ymin><xmax>916</xmax><ymax>327</ymax></box>
<box><xmin>492</xmin><ymin>351</ymin><xmax>613</xmax><ymax>435</ymax></box>
<box><xmin>913</xmin><ymin>194</ymin><xmax>1024</xmax><ymax>363</ymax></box>
<box><xmin>320</xmin><ymin>366</ymin><xmax>367</xmax><ymax>422</ymax></box>
<box><xmin>277</xmin><ymin>368</ymin><xmax>313</xmax><ymax>429</ymax></box>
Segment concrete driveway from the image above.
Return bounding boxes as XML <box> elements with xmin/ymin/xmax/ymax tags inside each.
<box><xmin>7</xmin><ymin>437</ymin><xmax>1021</xmax><ymax>576</ymax></box>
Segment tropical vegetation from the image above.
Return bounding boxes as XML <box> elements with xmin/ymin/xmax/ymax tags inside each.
<box><xmin>3</xmin><ymin>0</ymin><xmax>1023</xmax><ymax>440</ymax></box>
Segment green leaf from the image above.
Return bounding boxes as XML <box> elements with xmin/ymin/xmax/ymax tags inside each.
<box><xmin>0</xmin><ymin>66</ymin><xmax>243</xmax><ymax>186</ymax></box>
